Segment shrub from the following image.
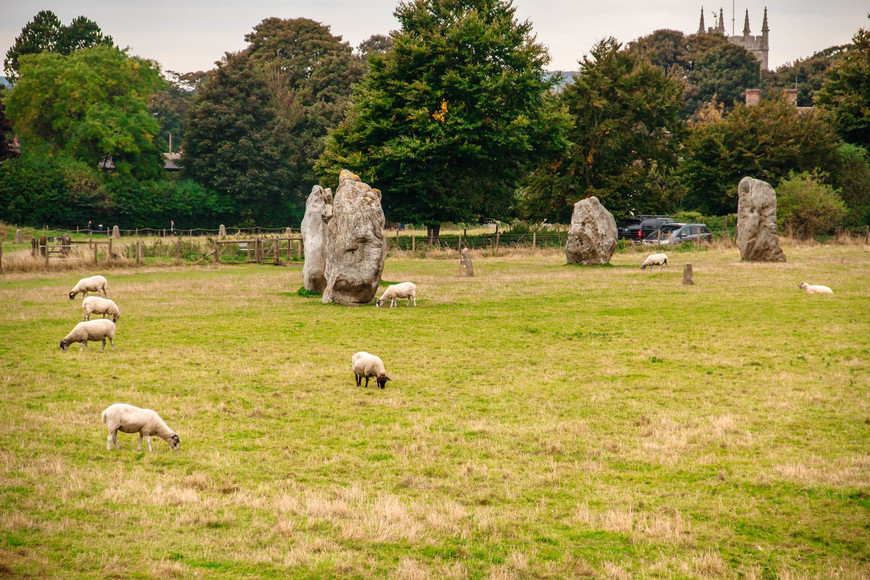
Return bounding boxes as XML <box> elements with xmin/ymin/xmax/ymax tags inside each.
<box><xmin>776</xmin><ymin>172</ymin><xmax>848</xmax><ymax>238</ymax></box>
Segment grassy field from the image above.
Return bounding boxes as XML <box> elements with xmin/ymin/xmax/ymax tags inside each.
<box><xmin>1</xmin><ymin>243</ymin><xmax>868</xmax><ymax>578</ymax></box>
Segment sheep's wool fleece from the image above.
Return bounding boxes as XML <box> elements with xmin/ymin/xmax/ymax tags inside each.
<box><xmin>301</xmin><ymin>185</ymin><xmax>333</xmax><ymax>293</ymax></box>
<box><xmin>565</xmin><ymin>197</ymin><xmax>618</xmax><ymax>265</ymax></box>
<box><xmin>737</xmin><ymin>177</ymin><xmax>786</xmax><ymax>262</ymax></box>
<box><xmin>321</xmin><ymin>170</ymin><xmax>387</xmax><ymax>306</ymax></box>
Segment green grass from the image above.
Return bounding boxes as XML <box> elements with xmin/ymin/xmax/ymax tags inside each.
<box><xmin>1</xmin><ymin>245</ymin><xmax>868</xmax><ymax>578</ymax></box>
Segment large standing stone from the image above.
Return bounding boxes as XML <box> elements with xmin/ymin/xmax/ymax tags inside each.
<box><xmin>459</xmin><ymin>248</ymin><xmax>474</xmax><ymax>277</ymax></box>
<box><xmin>565</xmin><ymin>196</ymin><xmax>618</xmax><ymax>265</ymax></box>
<box><xmin>737</xmin><ymin>177</ymin><xmax>786</xmax><ymax>262</ymax></box>
<box><xmin>301</xmin><ymin>185</ymin><xmax>333</xmax><ymax>293</ymax></box>
<box><xmin>322</xmin><ymin>171</ymin><xmax>387</xmax><ymax>305</ymax></box>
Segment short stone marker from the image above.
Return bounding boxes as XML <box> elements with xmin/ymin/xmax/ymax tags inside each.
<box><xmin>112</xmin><ymin>225</ymin><xmax>120</xmax><ymax>238</ymax></box>
<box><xmin>460</xmin><ymin>247</ymin><xmax>474</xmax><ymax>277</ymax></box>
<box><xmin>15</xmin><ymin>229</ymin><xmax>23</xmax><ymax>243</ymax></box>
<box><xmin>682</xmin><ymin>263</ymin><xmax>694</xmax><ymax>285</ymax></box>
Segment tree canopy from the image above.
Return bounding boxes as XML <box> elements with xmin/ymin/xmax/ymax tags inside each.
<box><xmin>521</xmin><ymin>38</ymin><xmax>685</xmax><ymax>222</ymax></box>
<box><xmin>317</xmin><ymin>0</ymin><xmax>559</xmax><ymax>237</ymax></box>
<box><xmin>4</xmin><ymin>45</ymin><xmax>165</xmax><ymax>178</ymax></box>
<box><xmin>3</xmin><ymin>10</ymin><xmax>114</xmax><ymax>81</ymax></box>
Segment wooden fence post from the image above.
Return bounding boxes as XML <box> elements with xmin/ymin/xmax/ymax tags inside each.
<box><xmin>136</xmin><ymin>240</ymin><xmax>142</xmax><ymax>265</ymax></box>
<box><xmin>0</xmin><ymin>240</ymin><xmax>3</xmax><ymax>272</ymax></box>
<box><xmin>176</xmin><ymin>236</ymin><xmax>181</xmax><ymax>261</ymax></box>
<box><xmin>297</xmin><ymin>238</ymin><xmax>302</xmax><ymax>260</ymax></box>
<box><xmin>458</xmin><ymin>233</ymin><xmax>462</xmax><ymax>253</ymax></box>
<box><xmin>532</xmin><ymin>232</ymin><xmax>536</xmax><ymax>249</ymax></box>
<box><xmin>107</xmin><ymin>238</ymin><xmax>113</xmax><ymax>265</ymax></box>
<box><xmin>214</xmin><ymin>240</ymin><xmax>221</xmax><ymax>263</ymax></box>
<box><xmin>411</xmin><ymin>235</ymin><xmax>415</xmax><ymax>256</ymax></box>
<box><xmin>274</xmin><ymin>237</ymin><xmax>280</xmax><ymax>265</ymax></box>
<box><xmin>495</xmin><ymin>230</ymin><xmax>500</xmax><ymax>256</ymax></box>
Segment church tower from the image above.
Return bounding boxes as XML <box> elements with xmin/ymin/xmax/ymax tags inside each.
<box><xmin>698</xmin><ymin>6</ymin><xmax>770</xmax><ymax>71</ymax></box>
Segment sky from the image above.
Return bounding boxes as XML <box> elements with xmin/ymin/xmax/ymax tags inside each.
<box><xmin>0</xmin><ymin>0</ymin><xmax>867</xmax><ymax>76</ymax></box>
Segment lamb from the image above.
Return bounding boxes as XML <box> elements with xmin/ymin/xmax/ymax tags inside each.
<box><xmin>352</xmin><ymin>351</ymin><xmax>391</xmax><ymax>388</ymax></box>
<box><xmin>640</xmin><ymin>253</ymin><xmax>669</xmax><ymax>271</ymax></box>
<box><xmin>82</xmin><ymin>296</ymin><xmax>121</xmax><ymax>322</ymax></box>
<box><xmin>376</xmin><ymin>282</ymin><xmax>417</xmax><ymax>307</ymax></box>
<box><xmin>69</xmin><ymin>275</ymin><xmax>108</xmax><ymax>300</ymax></box>
<box><xmin>101</xmin><ymin>403</ymin><xmax>181</xmax><ymax>452</ymax></box>
<box><xmin>799</xmin><ymin>282</ymin><xmax>833</xmax><ymax>295</ymax></box>
<box><xmin>59</xmin><ymin>319</ymin><xmax>115</xmax><ymax>351</ymax></box>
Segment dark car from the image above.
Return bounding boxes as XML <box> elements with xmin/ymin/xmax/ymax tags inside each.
<box><xmin>622</xmin><ymin>216</ymin><xmax>674</xmax><ymax>242</ymax></box>
<box><xmin>643</xmin><ymin>223</ymin><xmax>713</xmax><ymax>246</ymax></box>
<box><xmin>616</xmin><ymin>218</ymin><xmax>642</xmax><ymax>240</ymax></box>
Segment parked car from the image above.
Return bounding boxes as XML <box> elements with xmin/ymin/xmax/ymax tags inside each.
<box><xmin>622</xmin><ymin>215</ymin><xmax>674</xmax><ymax>242</ymax></box>
<box><xmin>616</xmin><ymin>218</ymin><xmax>642</xmax><ymax>240</ymax></box>
<box><xmin>643</xmin><ymin>223</ymin><xmax>713</xmax><ymax>245</ymax></box>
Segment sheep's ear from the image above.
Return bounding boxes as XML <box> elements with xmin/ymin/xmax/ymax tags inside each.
<box><xmin>385</xmin><ymin>375</ymin><xmax>391</xmax><ymax>382</ymax></box>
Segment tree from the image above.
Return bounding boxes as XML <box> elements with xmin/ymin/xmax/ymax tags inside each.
<box><xmin>4</xmin><ymin>45</ymin><xmax>165</xmax><ymax>178</ymax></box>
<box><xmin>776</xmin><ymin>172</ymin><xmax>847</xmax><ymax>238</ymax></box>
<box><xmin>763</xmin><ymin>46</ymin><xmax>846</xmax><ymax>107</ymax></box>
<box><xmin>830</xmin><ymin>143</ymin><xmax>870</xmax><ymax>226</ymax></box>
<box><xmin>4</xmin><ymin>10</ymin><xmax>113</xmax><ymax>81</ymax></box>
<box><xmin>149</xmin><ymin>70</ymin><xmax>206</xmax><ymax>154</ymax></box>
<box><xmin>0</xmin><ymin>96</ymin><xmax>14</xmax><ymax>160</ymax></box>
<box><xmin>679</xmin><ymin>95</ymin><xmax>841</xmax><ymax>214</ymax></box>
<box><xmin>815</xmin><ymin>22</ymin><xmax>870</xmax><ymax>149</ymax></box>
<box><xmin>521</xmin><ymin>38</ymin><xmax>685</xmax><ymax>222</ymax></box>
<box><xmin>317</xmin><ymin>0</ymin><xmax>559</xmax><ymax>240</ymax></box>
<box><xmin>183</xmin><ymin>18</ymin><xmax>364</xmax><ymax>224</ymax></box>
<box><xmin>356</xmin><ymin>34</ymin><xmax>394</xmax><ymax>61</ymax></box>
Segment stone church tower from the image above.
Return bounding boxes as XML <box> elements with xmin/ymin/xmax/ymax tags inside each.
<box><xmin>698</xmin><ymin>6</ymin><xmax>769</xmax><ymax>71</ymax></box>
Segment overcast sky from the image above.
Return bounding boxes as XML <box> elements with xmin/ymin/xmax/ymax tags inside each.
<box><xmin>1</xmin><ymin>1</ymin><xmax>866</xmax><ymax>76</ymax></box>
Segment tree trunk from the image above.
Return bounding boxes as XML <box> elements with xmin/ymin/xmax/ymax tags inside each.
<box><xmin>427</xmin><ymin>224</ymin><xmax>441</xmax><ymax>245</ymax></box>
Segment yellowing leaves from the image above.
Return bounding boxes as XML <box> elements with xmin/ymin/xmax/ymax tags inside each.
<box><xmin>432</xmin><ymin>99</ymin><xmax>448</xmax><ymax>122</ymax></box>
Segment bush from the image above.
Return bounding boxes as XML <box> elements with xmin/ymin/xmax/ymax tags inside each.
<box><xmin>776</xmin><ymin>172</ymin><xmax>848</xmax><ymax>238</ymax></box>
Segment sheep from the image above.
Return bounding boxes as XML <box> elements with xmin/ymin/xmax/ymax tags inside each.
<box><xmin>59</xmin><ymin>319</ymin><xmax>115</xmax><ymax>351</ymax></box>
<box><xmin>102</xmin><ymin>403</ymin><xmax>181</xmax><ymax>452</ymax></box>
<box><xmin>352</xmin><ymin>351</ymin><xmax>391</xmax><ymax>388</ymax></box>
<box><xmin>376</xmin><ymin>282</ymin><xmax>417</xmax><ymax>307</ymax></box>
<box><xmin>799</xmin><ymin>282</ymin><xmax>833</xmax><ymax>295</ymax></box>
<box><xmin>82</xmin><ymin>296</ymin><xmax>121</xmax><ymax>322</ymax></box>
<box><xmin>69</xmin><ymin>275</ymin><xmax>108</xmax><ymax>300</ymax></box>
<box><xmin>641</xmin><ymin>253</ymin><xmax>669</xmax><ymax>271</ymax></box>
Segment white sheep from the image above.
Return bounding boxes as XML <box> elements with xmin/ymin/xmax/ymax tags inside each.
<box><xmin>641</xmin><ymin>253</ymin><xmax>669</xmax><ymax>271</ymax></box>
<box><xmin>59</xmin><ymin>319</ymin><xmax>115</xmax><ymax>351</ymax></box>
<box><xmin>352</xmin><ymin>351</ymin><xmax>391</xmax><ymax>388</ymax></box>
<box><xmin>799</xmin><ymin>282</ymin><xmax>833</xmax><ymax>295</ymax></box>
<box><xmin>69</xmin><ymin>275</ymin><xmax>108</xmax><ymax>300</ymax></box>
<box><xmin>376</xmin><ymin>282</ymin><xmax>417</xmax><ymax>307</ymax></box>
<box><xmin>82</xmin><ymin>296</ymin><xmax>121</xmax><ymax>322</ymax></box>
<box><xmin>102</xmin><ymin>403</ymin><xmax>181</xmax><ymax>452</ymax></box>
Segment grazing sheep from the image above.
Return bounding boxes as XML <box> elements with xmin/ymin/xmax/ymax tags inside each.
<box><xmin>82</xmin><ymin>296</ymin><xmax>121</xmax><ymax>322</ymax></box>
<box><xmin>376</xmin><ymin>282</ymin><xmax>417</xmax><ymax>307</ymax></box>
<box><xmin>69</xmin><ymin>275</ymin><xmax>108</xmax><ymax>300</ymax></box>
<box><xmin>59</xmin><ymin>319</ymin><xmax>115</xmax><ymax>351</ymax></box>
<box><xmin>352</xmin><ymin>351</ymin><xmax>391</xmax><ymax>388</ymax></box>
<box><xmin>101</xmin><ymin>403</ymin><xmax>181</xmax><ymax>452</ymax></box>
<box><xmin>641</xmin><ymin>253</ymin><xmax>669</xmax><ymax>271</ymax></box>
<box><xmin>799</xmin><ymin>282</ymin><xmax>833</xmax><ymax>295</ymax></box>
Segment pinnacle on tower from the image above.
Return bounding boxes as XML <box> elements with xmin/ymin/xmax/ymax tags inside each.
<box><xmin>699</xmin><ymin>6</ymin><xmax>706</xmax><ymax>34</ymax></box>
<box><xmin>719</xmin><ymin>8</ymin><xmax>725</xmax><ymax>33</ymax></box>
<box><xmin>762</xmin><ymin>7</ymin><xmax>769</xmax><ymax>34</ymax></box>
<box><xmin>743</xmin><ymin>9</ymin><xmax>751</xmax><ymax>37</ymax></box>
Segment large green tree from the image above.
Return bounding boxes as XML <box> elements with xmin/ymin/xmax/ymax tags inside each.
<box><xmin>4</xmin><ymin>45</ymin><xmax>165</xmax><ymax>178</ymax></box>
<box><xmin>3</xmin><ymin>10</ymin><xmax>113</xmax><ymax>81</ymax></box>
<box><xmin>815</xmin><ymin>22</ymin><xmax>870</xmax><ymax>149</ymax></box>
<box><xmin>679</xmin><ymin>95</ymin><xmax>840</xmax><ymax>214</ymax></box>
<box><xmin>317</xmin><ymin>0</ymin><xmax>559</xmax><ymax>239</ymax></box>
<box><xmin>149</xmin><ymin>70</ymin><xmax>206</xmax><ymax>155</ymax></box>
<box><xmin>763</xmin><ymin>46</ymin><xmax>846</xmax><ymax>107</ymax></box>
<box><xmin>521</xmin><ymin>38</ymin><xmax>685</xmax><ymax>222</ymax></box>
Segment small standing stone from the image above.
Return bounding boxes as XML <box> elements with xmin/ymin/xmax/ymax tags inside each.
<box><xmin>219</xmin><ymin>224</ymin><xmax>227</xmax><ymax>238</ymax></box>
<box><xmin>112</xmin><ymin>225</ymin><xmax>120</xmax><ymax>238</ymax></box>
<box><xmin>459</xmin><ymin>247</ymin><xmax>474</xmax><ymax>277</ymax></box>
<box><xmin>682</xmin><ymin>263</ymin><xmax>694</xmax><ymax>285</ymax></box>
<box><xmin>15</xmin><ymin>229</ymin><xmax>23</xmax><ymax>243</ymax></box>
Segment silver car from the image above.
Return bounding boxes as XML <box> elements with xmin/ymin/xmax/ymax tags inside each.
<box><xmin>643</xmin><ymin>223</ymin><xmax>712</xmax><ymax>245</ymax></box>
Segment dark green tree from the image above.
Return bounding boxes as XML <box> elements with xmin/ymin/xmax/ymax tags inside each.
<box><xmin>356</xmin><ymin>34</ymin><xmax>394</xmax><ymax>61</ymax></box>
<box><xmin>679</xmin><ymin>95</ymin><xmax>840</xmax><ymax>214</ymax></box>
<box><xmin>763</xmin><ymin>46</ymin><xmax>846</xmax><ymax>107</ymax></box>
<box><xmin>317</xmin><ymin>0</ymin><xmax>560</xmax><ymax>240</ymax></box>
<box><xmin>149</xmin><ymin>70</ymin><xmax>206</xmax><ymax>154</ymax></box>
<box><xmin>4</xmin><ymin>10</ymin><xmax>113</xmax><ymax>81</ymax></box>
<box><xmin>4</xmin><ymin>45</ymin><xmax>165</xmax><ymax>178</ymax></box>
<box><xmin>183</xmin><ymin>53</ymin><xmax>291</xmax><ymax>224</ymax></box>
<box><xmin>815</xmin><ymin>22</ymin><xmax>870</xmax><ymax>148</ymax></box>
<box><xmin>521</xmin><ymin>38</ymin><xmax>685</xmax><ymax>222</ymax></box>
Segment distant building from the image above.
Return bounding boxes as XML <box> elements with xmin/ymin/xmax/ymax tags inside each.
<box><xmin>698</xmin><ymin>6</ymin><xmax>769</xmax><ymax>71</ymax></box>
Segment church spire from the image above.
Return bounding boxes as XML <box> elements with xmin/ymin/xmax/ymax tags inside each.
<box><xmin>718</xmin><ymin>8</ymin><xmax>725</xmax><ymax>33</ymax></box>
<box><xmin>762</xmin><ymin>7</ymin><xmax>769</xmax><ymax>35</ymax></box>
<box><xmin>743</xmin><ymin>9</ymin><xmax>751</xmax><ymax>37</ymax></box>
<box><xmin>699</xmin><ymin>6</ymin><xmax>706</xmax><ymax>34</ymax></box>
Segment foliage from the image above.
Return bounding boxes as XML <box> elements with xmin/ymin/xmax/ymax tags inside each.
<box><xmin>521</xmin><ymin>38</ymin><xmax>684</xmax><ymax>222</ymax></box>
<box><xmin>763</xmin><ymin>45</ymin><xmax>847</xmax><ymax>107</ymax></box>
<box><xmin>679</xmin><ymin>95</ymin><xmax>840</xmax><ymax>215</ymax></box>
<box><xmin>815</xmin><ymin>22</ymin><xmax>870</xmax><ymax>149</ymax></box>
<box><xmin>776</xmin><ymin>171</ymin><xmax>848</xmax><ymax>238</ymax></box>
<box><xmin>317</xmin><ymin>0</ymin><xmax>560</xmax><ymax>238</ymax></box>
<box><xmin>356</xmin><ymin>34</ymin><xmax>394</xmax><ymax>60</ymax></box>
<box><xmin>829</xmin><ymin>143</ymin><xmax>870</xmax><ymax>226</ymax></box>
<box><xmin>4</xmin><ymin>45</ymin><xmax>165</xmax><ymax>178</ymax></box>
<box><xmin>3</xmin><ymin>10</ymin><xmax>113</xmax><ymax>81</ymax></box>
<box><xmin>148</xmin><ymin>70</ymin><xmax>206</xmax><ymax>154</ymax></box>
<box><xmin>0</xmin><ymin>95</ymin><xmax>14</xmax><ymax>160</ymax></box>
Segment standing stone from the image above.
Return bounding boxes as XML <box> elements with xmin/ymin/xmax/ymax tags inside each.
<box><xmin>301</xmin><ymin>185</ymin><xmax>333</xmax><ymax>293</ymax></box>
<box><xmin>682</xmin><ymin>263</ymin><xmax>695</xmax><ymax>285</ymax></box>
<box><xmin>15</xmin><ymin>229</ymin><xmax>23</xmax><ymax>243</ymax></box>
<box><xmin>737</xmin><ymin>177</ymin><xmax>786</xmax><ymax>262</ymax></box>
<box><xmin>565</xmin><ymin>196</ymin><xmax>618</xmax><ymax>265</ymax></box>
<box><xmin>459</xmin><ymin>247</ymin><xmax>474</xmax><ymax>277</ymax></box>
<box><xmin>285</xmin><ymin>227</ymin><xmax>293</xmax><ymax>235</ymax></box>
<box><xmin>219</xmin><ymin>224</ymin><xmax>227</xmax><ymax>238</ymax></box>
<box><xmin>322</xmin><ymin>170</ymin><xmax>387</xmax><ymax>305</ymax></box>
<box><xmin>112</xmin><ymin>225</ymin><xmax>120</xmax><ymax>238</ymax></box>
